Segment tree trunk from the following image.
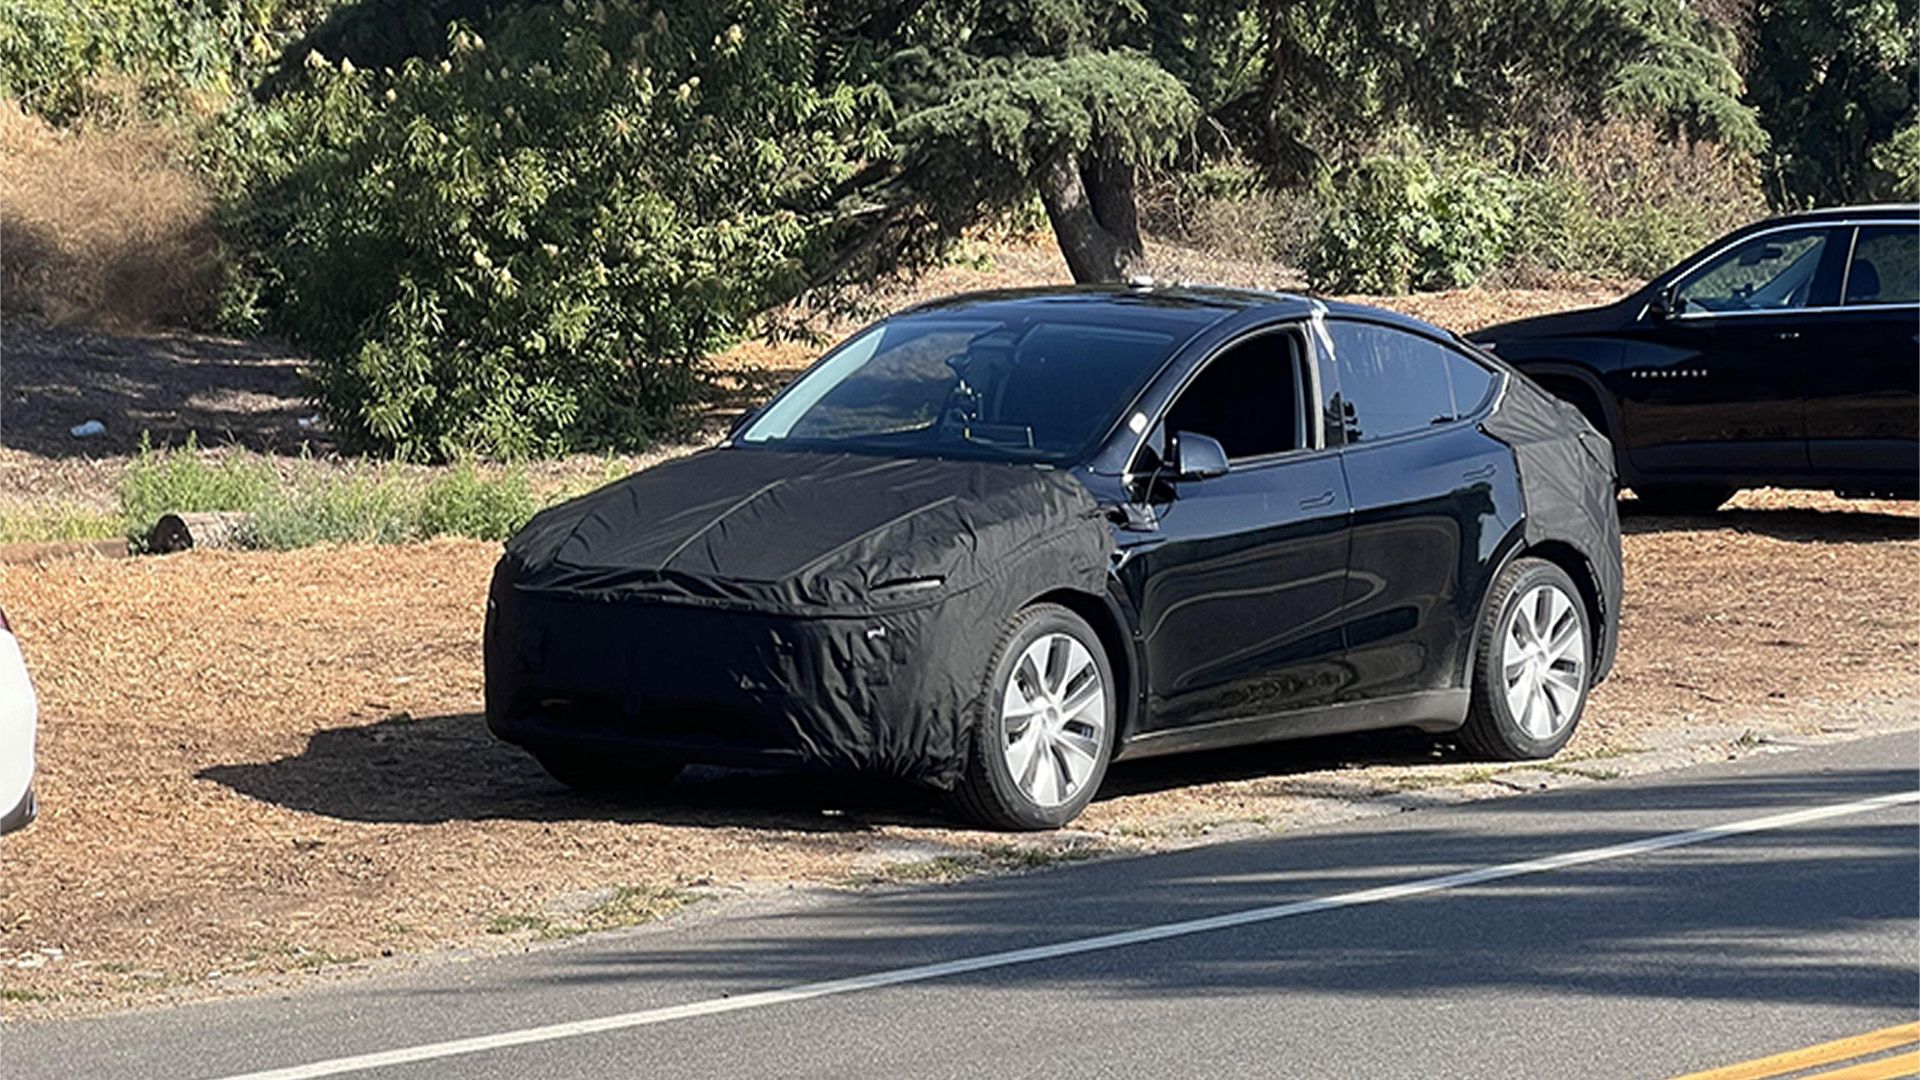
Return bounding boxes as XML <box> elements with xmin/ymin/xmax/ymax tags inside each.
<box><xmin>1036</xmin><ymin>150</ymin><xmax>1146</xmax><ymax>283</ymax></box>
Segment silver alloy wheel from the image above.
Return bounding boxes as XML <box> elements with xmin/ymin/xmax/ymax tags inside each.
<box><xmin>1501</xmin><ymin>583</ymin><xmax>1587</xmax><ymax>740</ymax></box>
<box><xmin>1000</xmin><ymin>631</ymin><xmax>1107</xmax><ymax>808</ymax></box>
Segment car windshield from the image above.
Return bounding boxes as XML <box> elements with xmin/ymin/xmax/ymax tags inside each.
<box><xmin>736</xmin><ymin>314</ymin><xmax>1184</xmax><ymax>462</ymax></box>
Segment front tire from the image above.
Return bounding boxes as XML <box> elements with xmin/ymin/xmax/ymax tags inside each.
<box><xmin>1461</xmin><ymin>558</ymin><xmax>1592</xmax><ymax>761</ymax></box>
<box><xmin>950</xmin><ymin>604</ymin><xmax>1115</xmax><ymax>831</ymax></box>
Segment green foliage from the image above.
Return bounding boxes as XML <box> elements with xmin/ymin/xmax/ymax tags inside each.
<box><xmin>0</xmin><ymin>0</ymin><xmax>325</xmax><ymax>123</ymax></box>
<box><xmin>1747</xmin><ymin>0</ymin><xmax>1920</xmax><ymax>205</ymax></box>
<box><xmin>1871</xmin><ymin>119</ymin><xmax>1920</xmax><ymax>198</ymax></box>
<box><xmin>1308</xmin><ymin>125</ymin><xmax>1767</xmax><ymax>293</ymax></box>
<box><xmin>0</xmin><ymin>504</ymin><xmax>124</xmax><ymax>544</ymax></box>
<box><xmin>119</xmin><ymin>433</ymin><xmax>280</xmax><ymax>543</ymax></box>
<box><xmin>1308</xmin><ymin>145</ymin><xmax>1515</xmax><ymax>293</ymax></box>
<box><xmin>18</xmin><ymin>0</ymin><xmax>1788</xmax><ymax>455</ymax></box>
<box><xmin>1153</xmin><ymin>0</ymin><xmax>1766</xmax><ymax>185</ymax></box>
<box><xmin>222</xmin><ymin>2</ymin><xmax>888</xmax><ymax>459</ymax></box>
<box><xmin>899</xmin><ymin>48</ymin><xmax>1197</xmax><ymax>199</ymax></box>
<box><xmin>416</xmin><ymin>462</ymin><xmax>537</xmax><ymax>541</ymax></box>
<box><xmin>116</xmin><ymin>439</ymin><xmax>542</xmax><ymax>549</ymax></box>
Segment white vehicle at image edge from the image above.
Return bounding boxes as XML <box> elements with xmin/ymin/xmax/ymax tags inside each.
<box><xmin>0</xmin><ymin>603</ymin><xmax>38</xmax><ymax>834</ymax></box>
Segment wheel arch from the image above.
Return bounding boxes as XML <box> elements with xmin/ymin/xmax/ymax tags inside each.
<box><xmin>1025</xmin><ymin>586</ymin><xmax>1143</xmax><ymax>746</ymax></box>
<box><xmin>1520</xmin><ymin>364</ymin><xmax>1616</xmax><ymax>440</ymax></box>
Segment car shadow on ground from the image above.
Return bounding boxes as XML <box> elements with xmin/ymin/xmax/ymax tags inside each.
<box><xmin>199</xmin><ymin>711</ymin><xmax>949</xmax><ymax>832</ymax></box>
<box><xmin>195</xmin><ymin>712</ymin><xmax>1465</xmax><ymax>831</ymax></box>
<box><xmin>1619</xmin><ymin>502</ymin><xmax>1917</xmax><ymax>543</ymax></box>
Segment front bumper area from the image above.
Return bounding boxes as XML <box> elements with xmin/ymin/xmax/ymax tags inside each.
<box><xmin>483</xmin><ymin>568</ymin><xmax>996</xmax><ymax>787</ymax></box>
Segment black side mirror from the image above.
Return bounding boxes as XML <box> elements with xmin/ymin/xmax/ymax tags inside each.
<box><xmin>1649</xmin><ymin>284</ymin><xmax>1683</xmax><ymax>320</ymax></box>
<box><xmin>1171</xmin><ymin>431</ymin><xmax>1230</xmax><ymax>481</ymax></box>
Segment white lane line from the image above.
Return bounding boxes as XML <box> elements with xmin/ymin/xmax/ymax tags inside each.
<box><xmin>210</xmin><ymin>789</ymin><xmax>1919</xmax><ymax>1080</ymax></box>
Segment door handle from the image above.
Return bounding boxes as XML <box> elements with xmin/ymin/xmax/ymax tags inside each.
<box><xmin>1462</xmin><ymin>463</ymin><xmax>1497</xmax><ymax>482</ymax></box>
<box><xmin>1299</xmin><ymin>490</ymin><xmax>1337</xmax><ymax>510</ymax></box>
<box><xmin>1774</xmin><ymin>331</ymin><xmax>1799</xmax><ymax>341</ymax></box>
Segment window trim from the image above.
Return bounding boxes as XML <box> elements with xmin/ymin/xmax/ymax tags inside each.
<box><xmin>1663</xmin><ymin>219</ymin><xmax>1919</xmax><ymax>322</ymax></box>
<box><xmin>1320</xmin><ymin>315</ymin><xmax>1507</xmax><ymax>452</ymax></box>
<box><xmin>1124</xmin><ymin>321</ymin><xmax>1323</xmax><ymax>479</ymax></box>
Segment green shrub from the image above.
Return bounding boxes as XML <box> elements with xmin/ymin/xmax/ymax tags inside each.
<box><xmin>417</xmin><ymin>462</ymin><xmax>537</xmax><ymax>541</ymax></box>
<box><xmin>0</xmin><ymin>504</ymin><xmax>124</xmax><ymax>544</ymax></box>
<box><xmin>1307</xmin><ymin>123</ymin><xmax>1763</xmax><ymax>293</ymax></box>
<box><xmin>0</xmin><ymin>0</ymin><xmax>324</xmax><ymax>124</ymax></box>
<box><xmin>219</xmin><ymin>1</ymin><xmax>888</xmax><ymax>461</ymax></box>
<box><xmin>244</xmin><ymin>468</ymin><xmax>420</xmax><ymax>549</ymax></box>
<box><xmin>1308</xmin><ymin>145</ymin><xmax>1514</xmax><ymax>294</ymax></box>
<box><xmin>119</xmin><ymin>434</ymin><xmax>279</xmax><ymax>544</ymax></box>
<box><xmin>1504</xmin><ymin>122</ymin><xmax>1765</xmax><ymax>282</ymax></box>
<box><xmin>116</xmin><ymin>439</ymin><xmax>543</xmax><ymax>550</ymax></box>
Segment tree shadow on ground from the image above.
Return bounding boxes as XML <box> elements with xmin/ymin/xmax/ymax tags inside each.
<box><xmin>2</xmin><ymin>321</ymin><xmax>324</xmax><ymax>458</ymax></box>
<box><xmin>399</xmin><ymin>762</ymin><xmax>1918</xmax><ymax>1017</ymax></box>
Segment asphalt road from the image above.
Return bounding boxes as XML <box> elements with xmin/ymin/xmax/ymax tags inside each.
<box><xmin>6</xmin><ymin>733</ymin><xmax>1917</xmax><ymax>1080</ymax></box>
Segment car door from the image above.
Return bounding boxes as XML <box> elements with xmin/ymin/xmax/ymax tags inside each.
<box><xmin>1323</xmin><ymin>319</ymin><xmax>1522</xmax><ymax>704</ymax></box>
<box><xmin>1803</xmin><ymin>222</ymin><xmax>1920</xmax><ymax>480</ymax></box>
<box><xmin>1614</xmin><ymin>224</ymin><xmax>1846</xmax><ymax>478</ymax></box>
<box><xmin>1113</xmin><ymin>324</ymin><xmax>1354</xmax><ymax>737</ymax></box>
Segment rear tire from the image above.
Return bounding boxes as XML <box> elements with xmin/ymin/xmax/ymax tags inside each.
<box><xmin>1629</xmin><ymin>485</ymin><xmax>1735</xmax><ymax>515</ymax></box>
<box><xmin>1461</xmin><ymin>558</ymin><xmax>1591</xmax><ymax>761</ymax></box>
<box><xmin>950</xmin><ymin>604</ymin><xmax>1115</xmax><ymax>831</ymax></box>
<box><xmin>533</xmin><ymin>747</ymin><xmax>684</xmax><ymax>793</ymax></box>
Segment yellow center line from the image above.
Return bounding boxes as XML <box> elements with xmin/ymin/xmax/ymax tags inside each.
<box><xmin>1669</xmin><ymin>1022</ymin><xmax>1920</xmax><ymax>1080</ymax></box>
<box><xmin>1804</xmin><ymin>1049</ymin><xmax>1920</xmax><ymax>1080</ymax></box>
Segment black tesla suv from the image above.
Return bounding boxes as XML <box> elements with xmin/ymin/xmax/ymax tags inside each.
<box><xmin>488</xmin><ymin>287</ymin><xmax>1621</xmax><ymax>829</ymax></box>
<box><xmin>1472</xmin><ymin>205</ymin><xmax>1919</xmax><ymax>512</ymax></box>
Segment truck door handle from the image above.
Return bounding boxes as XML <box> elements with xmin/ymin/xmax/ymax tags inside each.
<box><xmin>1774</xmin><ymin>331</ymin><xmax>1800</xmax><ymax>341</ymax></box>
<box><xmin>1462</xmin><ymin>463</ymin><xmax>1497</xmax><ymax>482</ymax></box>
<box><xmin>1299</xmin><ymin>490</ymin><xmax>1337</xmax><ymax>510</ymax></box>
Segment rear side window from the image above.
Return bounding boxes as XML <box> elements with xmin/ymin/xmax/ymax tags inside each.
<box><xmin>1844</xmin><ymin>225</ymin><xmax>1920</xmax><ymax>306</ymax></box>
<box><xmin>1326</xmin><ymin>321</ymin><xmax>1494</xmax><ymax>443</ymax></box>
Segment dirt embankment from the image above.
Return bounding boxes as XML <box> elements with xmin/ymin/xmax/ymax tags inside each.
<box><xmin>0</xmin><ymin>490</ymin><xmax>1912</xmax><ymax>1016</ymax></box>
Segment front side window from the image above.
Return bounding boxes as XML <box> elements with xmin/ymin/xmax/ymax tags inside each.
<box><xmin>1675</xmin><ymin>228</ymin><xmax>1833</xmax><ymax>314</ymax></box>
<box><xmin>738</xmin><ymin>314</ymin><xmax>1184</xmax><ymax>462</ymax></box>
<box><xmin>1327</xmin><ymin>321</ymin><xmax>1492</xmax><ymax>444</ymax></box>
<box><xmin>1844</xmin><ymin>225</ymin><xmax>1920</xmax><ymax>306</ymax></box>
<box><xmin>1157</xmin><ymin>331</ymin><xmax>1305</xmax><ymax>462</ymax></box>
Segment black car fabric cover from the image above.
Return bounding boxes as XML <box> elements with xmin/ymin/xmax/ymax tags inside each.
<box><xmin>486</xmin><ymin>450</ymin><xmax>1113</xmax><ymax>786</ymax></box>
<box><xmin>1481</xmin><ymin>375</ymin><xmax>1625</xmax><ymax>680</ymax></box>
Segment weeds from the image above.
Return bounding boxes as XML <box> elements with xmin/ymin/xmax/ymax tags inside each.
<box><xmin>119</xmin><ymin>434</ymin><xmax>278</xmax><ymax>544</ymax></box>
<box><xmin>855</xmin><ymin>843</ymin><xmax>1107</xmax><ymax>886</ymax></box>
<box><xmin>118</xmin><ymin>440</ymin><xmax>541</xmax><ymax>551</ymax></box>
<box><xmin>0</xmin><ymin>503</ymin><xmax>123</xmax><ymax>543</ymax></box>
<box><xmin>486</xmin><ymin>885</ymin><xmax>696</xmax><ymax>942</ymax></box>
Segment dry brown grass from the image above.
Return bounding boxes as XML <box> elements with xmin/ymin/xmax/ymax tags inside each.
<box><xmin>0</xmin><ymin>99</ymin><xmax>219</xmax><ymax>329</ymax></box>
